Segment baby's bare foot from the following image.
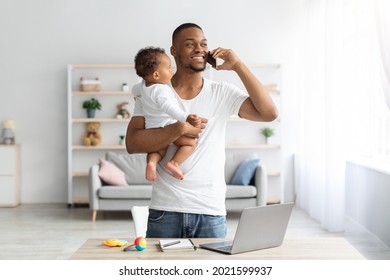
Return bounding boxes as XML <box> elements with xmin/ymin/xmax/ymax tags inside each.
<box><xmin>146</xmin><ymin>162</ymin><xmax>157</xmax><ymax>182</ymax></box>
<box><xmin>166</xmin><ymin>161</ymin><xmax>184</xmax><ymax>180</ymax></box>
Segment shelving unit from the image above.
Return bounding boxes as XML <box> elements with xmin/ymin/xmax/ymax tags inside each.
<box><xmin>209</xmin><ymin>64</ymin><xmax>283</xmax><ymax>204</ymax></box>
<box><xmin>0</xmin><ymin>144</ymin><xmax>21</xmax><ymax>207</ymax></box>
<box><xmin>67</xmin><ymin>64</ymin><xmax>138</xmax><ymax>206</ymax></box>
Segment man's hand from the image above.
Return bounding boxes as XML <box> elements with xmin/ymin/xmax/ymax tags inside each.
<box><xmin>209</xmin><ymin>48</ymin><xmax>242</xmax><ymax>71</ymax></box>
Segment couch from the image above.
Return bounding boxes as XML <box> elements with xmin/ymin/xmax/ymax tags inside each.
<box><xmin>89</xmin><ymin>150</ymin><xmax>268</xmax><ymax>222</ymax></box>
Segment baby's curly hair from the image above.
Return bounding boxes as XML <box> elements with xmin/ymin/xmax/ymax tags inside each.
<box><xmin>134</xmin><ymin>47</ymin><xmax>166</xmax><ymax>78</ymax></box>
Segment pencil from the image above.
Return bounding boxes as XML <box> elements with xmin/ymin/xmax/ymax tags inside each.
<box><xmin>162</xmin><ymin>240</ymin><xmax>180</xmax><ymax>248</ymax></box>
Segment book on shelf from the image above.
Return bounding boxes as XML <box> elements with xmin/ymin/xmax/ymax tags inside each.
<box><xmin>159</xmin><ymin>239</ymin><xmax>196</xmax><ymax>252</ymax></box>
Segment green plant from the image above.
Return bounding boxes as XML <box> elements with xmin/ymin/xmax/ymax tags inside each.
<box><xmin>82</xmin><ymin>98</ymin><xmax>102</xmax><ymax>110</ymax></box>
<box><xmin>261</xmin><ymin>127</ymin><xmax>274</xmax><ymax>138</ymax></box>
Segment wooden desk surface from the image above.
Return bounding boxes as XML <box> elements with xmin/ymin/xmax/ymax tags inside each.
<box><xmin>69</xmin><ymin>237</ymin><xmax>365</xmax><ymax>260</ymax></box>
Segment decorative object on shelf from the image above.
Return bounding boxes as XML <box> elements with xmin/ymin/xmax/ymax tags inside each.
<box><xmin>1</xmin><ymin>120</ymin><xmax>15</xmax><ymax>145</ymax></box>
<box><xmin>122</xmin><ymin>83</ymin><xmax>129</xmax><ymax>92</ymax></box>
<box><xmin>119</xmin><ymin>135</ymin><xmax>125</xmax><ymax>145</ymax></box>
<box><xmin>115</xmin><ymin>102</ymin><xmax>131</xmax><ymax>119</ymax></box>
<box><xmin>261</xmin><ymin>127</ymin><xmax>274</xmax><ymax>144</ymax></box>
<box><xmin>80</xmin><ymin>77</ymin><xmax>101</xmax><ymax>92</ymax></box>
<box><xmin>83</xmin><ymin>122</ymin><xmax>102</xmax><ymax>146</ymax></box>
<box><xmin>82</xmin><ymin>98</ymin><xmax>102</xmax><ymax>118</ymax></box>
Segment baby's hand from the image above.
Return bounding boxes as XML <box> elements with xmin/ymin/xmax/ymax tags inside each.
<box><xmin>187</xmin><ymin>114</ymin><xmax>202</xmax><ymax>128</ymax></box>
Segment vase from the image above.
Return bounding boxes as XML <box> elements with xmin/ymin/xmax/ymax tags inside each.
<box><xmin>86</xmin><ymin>109</ymin><xmax>96</xmax><ymax>118</ymax></box>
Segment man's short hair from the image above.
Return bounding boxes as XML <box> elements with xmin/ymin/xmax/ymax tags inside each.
<box><xmin>134</xmin><ymin>47</ymin><xmax>166</xmax><ymax>78</ymax></box>
<box><xmin>172</xmin><ymin>23</ymin><xmax>203</xmax><ymax>45</ymax></box>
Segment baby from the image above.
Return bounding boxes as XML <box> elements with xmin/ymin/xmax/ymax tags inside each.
<box><xmin>133</xmin><ymin>47</ymin><xmax>201</xmax><ymax>181</ymax></box>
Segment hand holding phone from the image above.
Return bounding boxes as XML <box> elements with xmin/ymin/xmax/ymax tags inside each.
<box><xmin>207</xmin><ymin>52</ymin><xmax>216</xmax><ymax>68</ymax></box>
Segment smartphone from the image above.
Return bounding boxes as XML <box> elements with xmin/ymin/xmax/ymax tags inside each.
<box><xmin>207</xmin><ymin>52</ymin><xmax>216</xmax><ymax>68</ymax></box>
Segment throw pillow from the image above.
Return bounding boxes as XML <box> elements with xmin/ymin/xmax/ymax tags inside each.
<box><xmin>106</xmin><ymin>152</ymin><xmax>148</xmax><ymax>184</ymax></box>
<box><xmin>98</xmin><ymin>159</ymin><xmax>127</xmax><ymax>186</ymax></box>
<box><xmin>230</xmin><ymin>158</ymin><xmax>260</xmax><ymax>185</ymax></box>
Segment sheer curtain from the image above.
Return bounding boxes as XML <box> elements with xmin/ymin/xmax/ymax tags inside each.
<box><xmin>375</xmin><ymin>0</ymin><xmax>390</xmax><ymax>111</ymax></box>
<box><xmin>294</xmin><ymin>0</ymin><xmax>384</xmax><ymax>232</ymax></box>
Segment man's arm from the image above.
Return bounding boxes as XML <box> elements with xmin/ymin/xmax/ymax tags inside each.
<box><xmin>235</xmin><ymin>63</ymin><xmax>278</xmax><ymax>122</ymax></box>
<box><xmin>211</xmin><ymin>48</ymin><xmax>279</xmax><ymax>122</ymax></box>
<box><xmin>125</xmin><ymin>116</ymin><xmax>205</xmax><ymax>154</ymax></box>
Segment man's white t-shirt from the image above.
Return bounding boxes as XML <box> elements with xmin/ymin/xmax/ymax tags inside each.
<box><xmin>133</xmin><ymin>78</ymin><xmax>248</xmax><ymax>215</ymax></box>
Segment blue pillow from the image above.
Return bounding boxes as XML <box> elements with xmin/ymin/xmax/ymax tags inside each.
<box><xmin>230</xmin><ymin>159</ymin><xmax>260</xmax><ymax>185</ymax></box>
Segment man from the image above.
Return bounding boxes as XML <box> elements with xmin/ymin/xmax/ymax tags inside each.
<box><xmin>126</xmin><ymin>23</ymin><xmax>278</xmax><ymax>238</ymax></box>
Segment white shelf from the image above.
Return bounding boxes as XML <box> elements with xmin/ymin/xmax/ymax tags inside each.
<box><xmin>71</xmin><ymin>64</ymin><xmax>134</xmax><ymax>69</ymax></box>
<box><xmin>225</xmin><ymin>144</ymin><xmax>280</xmax><ymax>149</ymax></box>
<box><xmin>73</xmin><ymin>171</ymin><xmax>89</xmax><ymax>177</ymax></box>
<box><xmin>73</xmin><ymin>91</ymin><xmax>133</xmax><ymax>96</ymax></box>
<box><xmin>72</xmin><ymin>118</ymin><xmax>130</xmax><ymax>123</ymax></box>
<box><xmin>72</xmin><ymin>145</ymin><xmax>126</xmax><ymax>150</ymax></box>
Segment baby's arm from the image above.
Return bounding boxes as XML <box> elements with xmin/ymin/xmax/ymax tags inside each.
<box><xmin>152</xmin><ymin>86</ymin><xmax>206</xmax><ymax>129</ymax></box>
<box><xmin>154</xmin><ymin>86</ymin><xmax>188</xmax><ymax>122</ymax></box>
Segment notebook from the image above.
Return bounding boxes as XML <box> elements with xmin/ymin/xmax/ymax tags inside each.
<box><xmin>199</xmin><ymin>202</ymin><xmax>294</xmax><ymax>255</ymax></box>
<box><xmin>159</xmin><ymin>239</ymin><xmax>196</xmax><ymax>252</ymax></box>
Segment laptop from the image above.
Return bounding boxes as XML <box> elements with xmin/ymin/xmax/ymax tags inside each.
<box><xmin>199</xmin><ymin>202</ymin><xmax>294</xmax><ymax>254</ymax></box>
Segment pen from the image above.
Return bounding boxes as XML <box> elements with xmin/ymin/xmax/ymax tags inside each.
<box><xmin>189</xmin><ymin>239</ymin><xmax>197</xmax><ymax>250</ymax></box>
<box><xmin>162</xmin><ymin>240</ymin><xmax>180</xmax><ymax>248</ymax></box>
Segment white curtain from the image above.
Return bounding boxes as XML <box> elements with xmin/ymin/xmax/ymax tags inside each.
<box><xmin>294</xmin><ymin>0</ymin><xmax>383</xmax><ymax>232</ymax></box>
<box><xmin>374</xmin><ymin>0</ymin><xmax>390</xmax><ymax>111</ymax></box>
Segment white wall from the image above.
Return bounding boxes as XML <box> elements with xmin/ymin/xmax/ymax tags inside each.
<box><xmin>0</xmin><ymin>0</ymin><xmax>304</xmax><ymax>203</ymax></box>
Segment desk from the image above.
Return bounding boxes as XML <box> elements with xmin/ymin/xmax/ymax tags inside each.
<box><xmin>70</xmin><ymin>237</ymin><xmax>365</xmax><ymax>260</ymax></box>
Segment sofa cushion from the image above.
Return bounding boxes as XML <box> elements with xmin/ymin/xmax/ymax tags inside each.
<box><xmin>226</xmin><ymin>185</ymin><xmax>257</xmax><ymax>198</ymax></box>
<box><xmin>98</xmin><ymin>185</ymin><xmax>152</xmax><ymax>199</ymax></box>
<box><xmin>98</xmin><ymin>159</ymin><xmax>127</xmax><ymax>186</ymax></box>
<box><xmin>230</xmin><ymin>159</ymin><xmax>260</xmax><ymax>185</ymax></box>
<box><xmin>224</xmin><ymin>150</ymin><xmax>261</xmax><ymax>182</ymax></box>
<box><xmin>106</xmin><ymin>152</ymin><xmax>148</xmax><ymax>185</ymax></box>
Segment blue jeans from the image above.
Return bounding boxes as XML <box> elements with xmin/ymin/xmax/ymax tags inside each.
<box><xmin>146</xmin><ymin>209</ymin><xmax>227</xmax><ymax>238</ymax></box>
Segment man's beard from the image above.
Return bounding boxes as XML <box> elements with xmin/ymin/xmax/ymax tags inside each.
<box><xmin>177</xmin><ymin>56</ymin><xmax>206</xmax><ymax>73</ymax></box>
<box><xmin>188</xmin><ymin>63</ymin><xmax>206</xmax><ymax>73</ymax></box>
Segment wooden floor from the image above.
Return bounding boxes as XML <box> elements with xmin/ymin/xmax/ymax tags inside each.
<box><xmin>0</xmin><ymin>203</ymin><xmax>389</xmax><ymax>260</ymax></box>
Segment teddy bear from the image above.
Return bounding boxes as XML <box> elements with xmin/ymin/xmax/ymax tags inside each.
<box><xmin>115</xmin><ymin>102</ymin><xmax>131</xmax><ymax>119</ymax></box>
<box><xmin>83</xmin><ymin>122</ymin><xmax>102</xmax><ymax>146</ymax></box>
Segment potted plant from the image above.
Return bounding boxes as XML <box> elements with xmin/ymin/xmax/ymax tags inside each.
<box><xmin>261</xmin><ymin>127</ymin><xmax>274</xmax><ymax>144</ymax></box>
<box><xmin>82</xmin><ymin>98</ymin><xmax>102</xmax><ymax>118</ymax></box>
<box><xmin>119</xmin><ymin>135</ymin><xmax>125</xmax><ymax>145</ymax></box>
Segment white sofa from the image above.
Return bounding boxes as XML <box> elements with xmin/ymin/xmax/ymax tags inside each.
<box><xmin>89</xmin><ymin>150</ymin><xmax>268</xmax><ymax>221</ymax></box>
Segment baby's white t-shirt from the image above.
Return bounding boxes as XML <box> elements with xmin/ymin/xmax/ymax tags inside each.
<box><xmin>132</xmin><ymin>81</ymin><xmax>188</xmax><ymax>129</ymax></box>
